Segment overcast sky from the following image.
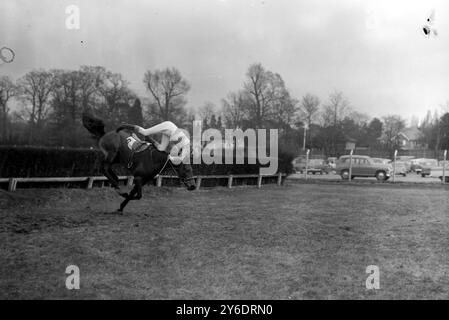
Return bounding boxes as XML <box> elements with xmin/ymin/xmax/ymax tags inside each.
<box><xmin>1</xmin><ymin>0</ymin><xmax>449</xmax><ymax>123</ymax></box>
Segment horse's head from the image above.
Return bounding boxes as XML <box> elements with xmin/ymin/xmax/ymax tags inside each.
<box><xmin>172</xmin><ymin>162</ymin><xmax>196</xmax><ymax>191</ymax></box>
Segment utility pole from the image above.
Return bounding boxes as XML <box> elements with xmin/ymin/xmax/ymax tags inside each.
<box><xmin>302</xmin><ymin>124</ymin><xmax>308</xmax><ymax>151</ymax></box>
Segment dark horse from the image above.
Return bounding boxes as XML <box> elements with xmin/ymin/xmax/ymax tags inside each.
<box><xmin>82</xmin><ymin>113</ymin><xmax>196</xmax><ymax>213</ymax></box>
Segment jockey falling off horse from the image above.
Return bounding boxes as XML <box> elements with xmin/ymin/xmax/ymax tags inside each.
<box><xmin>121</xmin><ymin>121</ymin><xmax>190</xmax><ymax>165</ymax></box>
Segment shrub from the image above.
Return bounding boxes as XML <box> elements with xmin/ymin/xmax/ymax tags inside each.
<box><xmin>0</xmin><ymin>146</ymin><xmax>293</xmax><ymax>178</ymax></box>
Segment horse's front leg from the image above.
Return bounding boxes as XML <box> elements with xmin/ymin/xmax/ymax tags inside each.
<box><xmin>102</xmin><ymin>161</ymin><xmax>129</xmax><ymax>197</ymax></box>
<box><xmin>118</xmin><ymin>177</ymin><xmax>143</xmax><ymax>213</ymax></box>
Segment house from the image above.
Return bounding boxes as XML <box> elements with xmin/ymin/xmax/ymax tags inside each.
<box><xmin>395</xmin><ymin>127</ymin><xmax>426</xmax><ymax>150</ymax></box>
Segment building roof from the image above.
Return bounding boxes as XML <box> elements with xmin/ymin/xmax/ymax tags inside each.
<box><xmin>397</xmin><ymin>127</ymin><xmax>422</xmax><ymax>141</ymax></box>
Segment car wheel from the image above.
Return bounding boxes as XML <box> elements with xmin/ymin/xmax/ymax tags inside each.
<box><xmin>376</xmin><ymin>171</ymin><xmax>387</xmax><ymax>181</ymax></box>
<box><xmin>341</xmin><ymin>170</ymin><xmax>349</xmax><ymax>180</ymax></box>
<box><xmin>421</xmin><ymin>174</ymin><xmax>426</xmax><ymax>178</ymax></box>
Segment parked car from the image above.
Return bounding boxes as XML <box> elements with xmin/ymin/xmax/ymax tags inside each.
<box><xmin>414</xmin><ymin>159</ymin><xmax>439</xmax><ymax>176</ymax></box>
<box><xmin>371</xmin><ymin>158</ymin><xmax>391</xmax><ymax>165</ymax></box>
<box><xmin>410</xmin><ymin>158</ymin><xmax>438</xmax><ymax>174</ymax></box>
<box><xmin>336</xmin><ymin>155</ymin><xmax>392</xmax><ymax>180</ymax></box>
<box><xmin>292</xmin><ymin>156</ymin><xmax>306</xmax><ymax>173</ymax></box>
<box><xmin>438</xmin><ymin>160</ymin><xmax>449</xmax><ymax>167</ymax></box>
<box><xmin>396</xmin><ymin>156</ymin><xmax>414</xmax><ymax>172</ymax></box>
<box><xmin>390</xmin><ymin>161</ymin><xmax>407</xmax><ymax>176</ymax></box>
<box><xmin>327</xmin><ymin>157</ymin><xmax>337</xmax><ymax>169</ymax></box>
<box><xmin>292</xmin><ymin>157</ymin><xmax>328</xmax><ymax>174</ymax></box>
<box><xmin>420</xmin><ymin>161</ymin><xmax>448</xmax><ymax>177</ymax></box>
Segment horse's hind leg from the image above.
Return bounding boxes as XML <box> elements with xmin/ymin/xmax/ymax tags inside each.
<box><xmin>102</xmin><ymin>161</ymin><xmax>129</xmax><ymax>197</ymax></box>
<box><xmin>118</xmin><ymin>177</ymin><xmax>143</xmax><ymax>213</ymax></box>
<box><xmin>102</xmin><ymin>161</ymin><xmax>118</xmax><ymax>187</ymax></box>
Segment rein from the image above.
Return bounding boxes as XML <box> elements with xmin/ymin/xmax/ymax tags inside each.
<box><xmin>156</xmin><ymin>154</ymin><xmax>195</xmax><ymax>186</ymax></box>
<box><xmin>156</xmin><ymin>156</ymin><xmax>171</xmax><ymax>177</ymax></box>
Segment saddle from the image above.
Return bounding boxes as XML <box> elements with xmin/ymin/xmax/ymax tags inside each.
<box><xmin>125</xmin><ymin>133</ymin><xmax>151</xmax><ymax>168</ymax></box>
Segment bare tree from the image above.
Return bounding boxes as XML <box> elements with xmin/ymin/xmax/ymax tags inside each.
<box><xmin>0</xmin><ymin>76</ymin><xmax>18</xmax><ymax>142</ymax></box>
<box><xmin>78</xmin><ymin>66</ymin><xmax>106</xmax><ymax>111</ymax></box>
<box><xmin>99</xmin><ymin>72</ymin><xmax>135</xmax><ymax>113</ymax></box>
<box><xmin>323</xmin><ymin>90</ymin><xmax>350</xmax><ymax>127</ymax></box>
<box><xmin>221</xmin><ymin>91</ymin><xmax>247</xmax><ymax>128</ymax></box>
<box><xmin>299</xmin><ymin>93</ymin><xmax>320</xmax><ymax>128</ymax></box>
<box><xmin>51</xmin><ymin>69</ymin><xmax>81</xmax><ymax>123</ymax></box>
<box><xmin>198</xmin><ymin>101</ymin><xmax>216</xmax><ymax>121</ymax></box>
<box><xmin>347</xmin><ymin>111</ymin><xmax>370</xmax><ymax>126</ymax></box>
<box><xmin>243</xmin><ymin>63</ymin><xmax>275</xmax><ymax>128</ymax></box>
<box><xmin>243</xmin><ymin>63</ymin><xmax>296</xmax><ymax>129</ymax></box>
<box><xmin>381</xmin><ymin>115</ymin><xmax>406</xmax><ymax>150</ymax></box>
<box><xmin>18</xmin><ymin>70</ymin><xmax>54</xmax><ymax>143</ymax></box>
<box><xmin>143</xmin><ymin>67</ymin><xmax>190</xmax><ymax>122</ymax></box>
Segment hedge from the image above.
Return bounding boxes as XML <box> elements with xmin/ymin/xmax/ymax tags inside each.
<box><xmin>0</xmin><ymin>146</ymin><xmax>294</xmax><ymax>178</ymax></box>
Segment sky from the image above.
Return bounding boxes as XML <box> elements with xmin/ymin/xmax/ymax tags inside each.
<box><xmin>1</xmin><ymin>0</ymin><xmax>449</xmax><ymax>123</ymax></box>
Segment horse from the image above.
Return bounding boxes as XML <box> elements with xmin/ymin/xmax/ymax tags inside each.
<box><xmin>82</xmin><ymin>112</ymin><xmax>196</xmax><ymax>213</ymax></box>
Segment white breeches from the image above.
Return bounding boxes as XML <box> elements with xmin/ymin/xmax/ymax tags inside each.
<box><xmin>135</xmin><ymin>121</ymin><xmax>190</xmax><ymax>164</ymax></box>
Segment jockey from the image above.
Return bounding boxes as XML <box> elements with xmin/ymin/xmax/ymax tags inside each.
<box><xmin>123</xmin><ymin>121</ymin><xmax>190</xmax><ymax>165</ymax></box>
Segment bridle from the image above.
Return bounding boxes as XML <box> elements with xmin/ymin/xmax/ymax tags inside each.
<box><xmin>156</xmin><ymin>153</ymin><xmax>195</xmax><ymax>187</ymax></box>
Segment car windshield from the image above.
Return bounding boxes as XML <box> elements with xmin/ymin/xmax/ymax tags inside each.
<box><xmin>310</xmin><ymin>160</ymin><xmax>323</xmax><ymax>165</ymax></box>
<box><xmin>419</xmin><ymin>159</ymin><xmax>438</xmax><ymax>166</ymax></box>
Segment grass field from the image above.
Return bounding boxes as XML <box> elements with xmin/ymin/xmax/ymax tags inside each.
<box><xmin>1</xmin><ymin>182</ymin><xmax>449</xmax><ymax>299</ymax></box>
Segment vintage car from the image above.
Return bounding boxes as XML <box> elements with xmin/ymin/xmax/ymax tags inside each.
<box><xmin>421</xmin><ymin>160</ymin><xmax>449</xmax><ymax>178</ymax></box>
<box><xmin>336</xmin><ymin>155</ymin><xmax>392</xmax><ymax>180</ymax></box>
<box><xmin>327</xmin><ymin>157</ymin><xmax>338</xmax><ymax>169</ymax></box>
<box><xmin>390</xmin><ymin>161</ymin><xmax>407</xmax><ymax>176</ymax></box>
<box><xmin>371</xmin><ymin>158</ymin><xmax>391</xmax><ymax>165</ymax></box>
<box><xmin>396</xmin><ymin>156</ymin><xmax>415</xmax><ymax>172</ymax></box>
<box><xmin>415</xmin><ymin>159</ymin><xmax>439</xmax><ymax>176</ymax></box>
<box><xmin>292</xmin><ymin>157</ymin><xmax>329</xmax><ymax>174</ymax></box>
<box><xmin>411</xmin><ymin>158</ymin><xmax>438</xmax><ymax>174</ymax></box>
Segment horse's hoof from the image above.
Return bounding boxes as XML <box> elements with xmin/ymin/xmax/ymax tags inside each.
<box><xmin>116</xmin><ymin>209</ymin><xmax>124</xmax><ymax>215</ymax></box>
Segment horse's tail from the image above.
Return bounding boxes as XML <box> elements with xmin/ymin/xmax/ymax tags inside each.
<box><xmin>82</xmin><ymin>112</ymin><xmax>106</xmax><ymax>139</ymax></box>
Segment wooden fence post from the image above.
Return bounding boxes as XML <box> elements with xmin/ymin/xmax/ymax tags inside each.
<box><xmin>87</xmin><ymin>177</ymin><xmax>94</xmax><ymax>189</ymax></box>
<box><xmin>156</xmin><ymin>175</ymin><xmax>162</xmax><ymax>187</ymax></box>
<box><xmin>277</xmin><ymin>173</ymin><xmax>282</xmax><ymax>186</ymax></box>
<box><xmin>257</xmin><ymin>175</ymin><xmax>263</xmax><ymax>188</ymax></box>
<box><xmin>8</xmin><ymin>178</ymin><xmax>17</xmax><ymax>192</ymax></box>
<box><xmin>227</xmin><ymin>175</ymin><xmax>233</xmax><ymax>188</ymax></box>
<box><xmin>196</xmin><ymin>177</ymin><xmax>202</xmax><ymax>190</ymax></box>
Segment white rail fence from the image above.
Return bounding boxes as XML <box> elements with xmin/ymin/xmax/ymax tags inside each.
<box><xmin>0</xmin><ymin>173</ymin><xmax>286</xmax><ymax>192</ymax></box>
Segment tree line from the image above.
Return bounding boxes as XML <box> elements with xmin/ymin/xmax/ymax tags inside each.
<box><xmin>1</xmin><ymin>63</ymin><xmax>448</xmax><ymax>156</ymax></box>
